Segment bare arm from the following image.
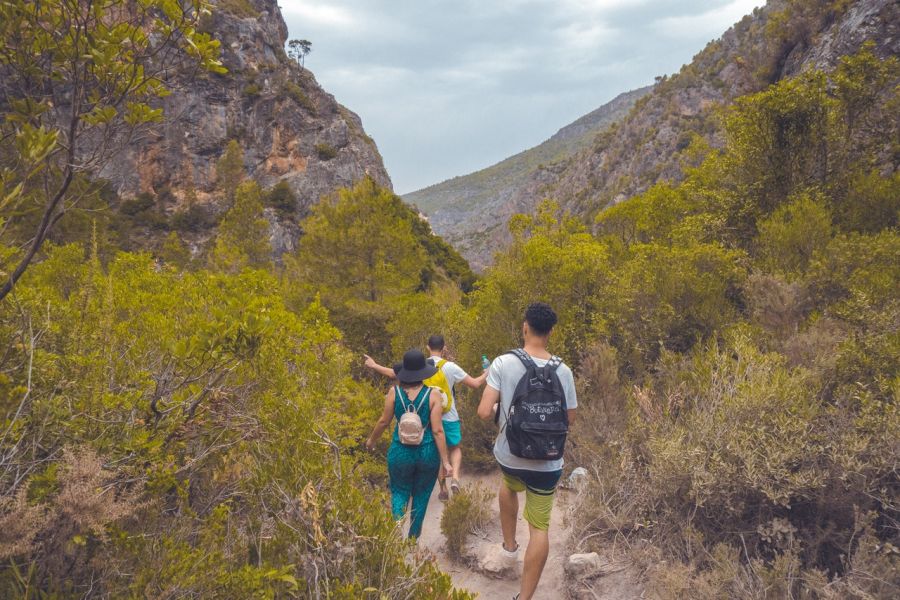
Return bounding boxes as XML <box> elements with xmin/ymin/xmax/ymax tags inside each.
<box><xmin>429</xmin><ymin>390</ymin><xmax>453</xmax><ymax>478</ymax></box>
<box><xmin>364</xmin><ymin>354</ymin><xmax>397</xmax><ymax>379</ymax></box>
<box><xmin>365</xmin><ymin>389</ymin><xmax>395</xmax><ymax>450</ymax></box>
<box><xmin>567</xmin><ymin>408</ymin><xmax>576</xmax><ymax>425</ymax></box>
<box><xmin>460</xmin><ymin>369</ymin><xmax>488</xmax><ymax>390</ymax></box>
<box><xmin>478</xmin><ymin>384</ymin><xmax>500</xmax><ymax>420</ymax></box>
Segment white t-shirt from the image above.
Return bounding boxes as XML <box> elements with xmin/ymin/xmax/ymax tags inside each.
<box><xmin>487</xmin><ymin>351</ymin><xmax>577</xmax><ymax>472</ymax></box>
<box><xmin>428</xmin><ymin>355</ymin><xmax>468</xmax><ymax>423</ymax></box>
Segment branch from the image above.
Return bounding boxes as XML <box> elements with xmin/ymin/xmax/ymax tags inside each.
<box><xmin>0</xmin><ymin>166</ymin><xmax>74</xmax><ymax>301</ymax></box>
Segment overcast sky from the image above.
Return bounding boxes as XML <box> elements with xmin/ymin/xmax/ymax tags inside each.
<box><xmin>279</xmin><ymin>0</ymin><xmax>764</xmax><ymax>194</ymax></box>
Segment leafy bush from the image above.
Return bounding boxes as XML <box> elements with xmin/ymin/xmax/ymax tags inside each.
<box><xmin>119</xmin><ymin>192</ymin><xmax>155</xmax><ymax>216</ymax></box>
<box><xmin>264</xmin><ymin>179</ymin><xmax>298</xmax><ymax>217</ymax></box>
<box><xmin>521</xmin><ymin>46</ymin><xmax>900</xmax><ymax>597</ymax></box>
<box><xmin>170</xmin><ymin>204</ymin><xmax>214</xmax><ymax>232</ymax></box>
<box><xmin>281</xmin><ymin>80</ymin><xmax>317</xmax><ymax>114</ymax></box>
<box><xmin>218</xmin><ymin>0</ymin><xmax>259</xmax><ymax>18</ymax></box>
<box><xmin>0</xmin><ymin>242</ymin><xmax>473</xmax><ymax>598</ymax></box>
<box><xmin>315</xmin><ymin>142</ymin><xmax>338</xmax><ymax>160</ymax></box>
<box><xmin>242</xmin><ymin>82</ymin><xmax>261</xmax><ymax>98</ymax></box>
<box><xmin>440</xmin><ymin>484</ymin><xmax>492</xmax><ymax>558</ymax></box>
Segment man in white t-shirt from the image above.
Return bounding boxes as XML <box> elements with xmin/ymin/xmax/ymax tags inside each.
<box><xmin>363</xmin><ymin>334</ymin><xmax>487</xmax><ymax>500</ymax></box>
<box><xmin>477</xmin><ymin>302</ymin><xmax>577</xmax><ymax>600</ymax></box>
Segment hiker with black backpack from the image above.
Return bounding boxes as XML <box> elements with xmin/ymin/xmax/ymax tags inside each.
<box><xmin>477</xmin><ymin>302</ymin><xmax>577</xmax><ymax>600</ymax></box>
<box><xmin>365</xmin><ymin>349</ymin><xmax>453</xmax><ymax>539</ymax></box>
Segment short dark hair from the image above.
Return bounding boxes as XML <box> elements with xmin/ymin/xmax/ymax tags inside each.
<box><xmin>525</xmin><ymin>302</ymin><xmax>557</xmax><ymax>336</ymax></box>
<box><xmin>427</xmin><ymin>334</ymin><xmax>445</xmax><ymax>350</ymax></box>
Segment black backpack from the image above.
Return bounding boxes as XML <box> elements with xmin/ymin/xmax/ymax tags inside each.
<box><xmin>494</xmin><ymin>349</ymin><xmax>569</xmax><ymax>460</ymax></box>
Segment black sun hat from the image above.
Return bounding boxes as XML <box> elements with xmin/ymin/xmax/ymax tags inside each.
<box><xmin>395</xmin><ymin>349</ymin><xmax>438</xmax><ymax>383</ymax></box>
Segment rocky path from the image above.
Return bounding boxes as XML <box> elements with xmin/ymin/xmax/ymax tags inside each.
<box><xmin>417</xmin><ymin>472</ymin><xmax>642</xmax><ymax>599</ymax></box>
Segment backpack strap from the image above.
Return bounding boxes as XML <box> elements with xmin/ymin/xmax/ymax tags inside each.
<box><xmin>398</xmin><ymin>385</ymin><xmax>431</xmax><ymax>415</ymax></box>
<box><xmin>396</xmin><ymin>385</ymin><xmax>411</xmax><ymax>412</ymax></box>
<box><xmin>413</xmin><ymin>385</ymin><xmax>430</xmax><ymax>413</ymax></box>
<box><xmin>509</xmin><ymin>348</ymin><xmax>536</xmax><ymax>370</ymax></box>
<box><xmin>494</xmin><ymin>350</ymin><xmax>531</xmax><ymax>427</ymax></box>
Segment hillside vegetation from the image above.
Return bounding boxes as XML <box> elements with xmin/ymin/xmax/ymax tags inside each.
<box><xmin>410</xmin><ymin>0</ymin><xmax>899</xmax><ymax>268</ymax></box>
<box><xmin>441</xmin><ymin>43</ymin><xmax>899</xmax><ymax>598</ymax></box>
<box><xmin>0</xmin><ymin>0</ymin><xmax>898</xmax><ymax>598</ymax></box>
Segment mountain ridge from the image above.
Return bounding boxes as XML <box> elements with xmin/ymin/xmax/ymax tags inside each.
<box><xmin>405</xmin><ymin>86</ymin><xmax>651</xmax><ymax>270</ymax></box>
<box><xmin>408</xmin><ymin>0</ymin><xmax>899</xmax><ymax>269</ymax></box>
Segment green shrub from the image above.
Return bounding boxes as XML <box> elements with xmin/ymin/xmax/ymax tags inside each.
<box><xmin>574</xmin><ymin>332</ymin><xmax>899</xmax><ymax>594</ymax></box>
<box><xmin>0</xmin><ymin>246</ymin><xmax>473</xmax><ymax>598</ymax></box>
<box><xmin>133</xmin><ymin>209</ymin><xmax>168</xmax><ymax>230</ymax></box>
<box><xmin>170</xmin><ymin>204</ymin><xmax>213</xmax><ymax>232</ymax></box>
<box><xmin>440</xmin><ymin>484</ymin><xmax>492</xmax><ymax>558</ymax></box>
<box><xmin>242</xmin><ymin>82</ymin><xmax>261</xmax><ymax>98</ymax></box>
<box><xmin>218</xmin><ymin>0</ymin><xmax>259</xmax><ymax>18</ymax></box>
<box><xmin>315</xmin><ymin>142</ymin><xmax>338</xmax><ymax>160</ymax></box>
<box><xmin>119</xmin><ymin>192</ymin><xmax>155</xmax><ymax>216</ymax></box>
<box><xmin>264</xmin><ymin>180</ymin><xmax>298</xmax><ymax>217</ymax></box>
<box><xmin>281</xmin><ymin>81</ymin><xmax>316</xmax><ymax>114</ymax></box>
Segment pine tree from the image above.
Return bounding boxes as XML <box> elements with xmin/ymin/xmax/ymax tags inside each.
<box><xmin>209</xmin><ymin>181</ymin><xmax>271</xmax><ymax>273</ymax></box>
<box><xmin>216</xmin><ymin>140</ymin><xmax>245</xmax><ymax>205</ymax></box>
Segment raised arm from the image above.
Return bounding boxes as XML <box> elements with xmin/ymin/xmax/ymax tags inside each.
<box><xmin>429</xmin><ymin>389</ymin><xmax>453</xmax><ymax>478</ymax></box>
<box><xmin>363</xmin><ymin>354</ymin><xmax>397</xmax><ymax>379</ymax></box>
<box><xmin>365</xmin><ymin>388</ymin><xmax>395</xmax><ymax>450</ymax></box>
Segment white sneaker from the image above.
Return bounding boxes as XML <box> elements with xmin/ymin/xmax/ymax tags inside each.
<box><xmin>499</xmin><ymin>542</ymin><xmax>519</xmax><ymax>568</ymax></box>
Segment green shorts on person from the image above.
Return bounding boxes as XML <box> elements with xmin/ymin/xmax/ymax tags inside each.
<box><xmin>442</xmin><ymin>419</ymin><xmax>461</xmax><ymax>446</ymax></box>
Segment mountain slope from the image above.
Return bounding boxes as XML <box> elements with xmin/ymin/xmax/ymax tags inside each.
<box><xmin>97</xmin><ymin>0</ymin><xmax>391</xmax><ymax>256</ymax></box>
<box><xmin>410</xmin><ymin>0</ymin><xmax>899</xmax><ymax>269</ymax></box>
<box><xmin>549</xmin><ymin>0</ymin><xmax>900</xmax><ymax>217</ymax></box>
<box><xmin>404</xmin><ymin>87</ymin><xmax>650</xmax><ymax>270</ymax></box>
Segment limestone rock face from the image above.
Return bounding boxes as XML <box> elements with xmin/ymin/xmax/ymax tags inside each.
<box><xmin>98</xmin><ymin>0</ymin><xmax>391</xmax><ymax>256</ymax></box>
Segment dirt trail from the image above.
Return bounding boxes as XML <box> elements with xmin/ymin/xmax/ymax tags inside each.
<box><xmin>417</xmin><ymin>472</ymin><xmax>640</xmax><ymax>599</ymax></box>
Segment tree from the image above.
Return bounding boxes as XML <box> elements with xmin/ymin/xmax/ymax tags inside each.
<box><xmin>160</xmin><ymin>232</ymin><xmax>192</xmax><ymax>270</ymax></box>
<box><xmin>209</xmin><ymin>181</ymin><xmax>271</xmax><ymax>273</ymax></box>
<box><xmin>216</xmin><ymin>140</ymin><xmax>246</xmax><ymax>205</ymax></box>
<box><xmin>285</xmin><ymin>177</ymin><xmax>426</xmax><ymax>353</ymax></box>
<box><xmin>287</xmin><ymin>39</ymin><xmax>312</xmax><ymax>68</ymax></box>
<box><xmin>0</xmin><ymin>0</ymin><xmax>226</xmax><ymax>301</ymax></box>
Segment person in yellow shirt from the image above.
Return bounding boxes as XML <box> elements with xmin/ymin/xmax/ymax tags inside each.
<box><xmin>364</xmin><ymin>334</ymin><xmax>487</xmax><ymax>500</ymax></box>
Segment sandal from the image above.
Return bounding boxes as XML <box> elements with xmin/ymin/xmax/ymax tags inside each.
<box><xmin>450</xmin><ymin>478</ymin><xmax>461</xmax><ymax>495</ymax></box>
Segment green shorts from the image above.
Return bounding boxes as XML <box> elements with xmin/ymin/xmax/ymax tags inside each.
<box><xmin>500</xmin><ymin>465</ymin><xmax>562</xmax><ymax>531</ymax></box>
<box><xmin>442</xmin><ymin>419</ymin><xmax>461</xmax><ymax>447</ymax></box>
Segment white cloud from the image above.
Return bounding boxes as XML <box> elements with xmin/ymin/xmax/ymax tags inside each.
<box><xmin>280</xmin><ymin>2</ymin><xmax>358</xmax><ymax>29</ymax></box>
<box><xmin>277</xmin><ymin>0</ymin><xmax>765</xmax><ymax>193</ymax></box>
<box><xmin>650</xmin><ymin>0</ymin><xmax>762</xmax><ymax>40</ymax></box>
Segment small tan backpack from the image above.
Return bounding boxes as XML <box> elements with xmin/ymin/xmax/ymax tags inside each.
<box><xmin>397</xmin><ymin>386</ymin><xmax>430</xmax><ymax>446</ymax></box>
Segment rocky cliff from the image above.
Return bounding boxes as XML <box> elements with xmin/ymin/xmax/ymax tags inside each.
<box><xmin>99</xmin><ymin>0</ymin><xmax>391</xmax><ymax>256</ymax></box>
<box><xmin>410</xmin><ymin>0</ymin><xmax>899</xmax><ymax>269</ymax></box>
<box><xmin>548</xmin><ymin>0</ymin><xmax>899</xmax><ymax>217</ymax></box>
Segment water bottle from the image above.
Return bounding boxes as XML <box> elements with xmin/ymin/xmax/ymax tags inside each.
<box><xmin>481</xmin><ymin>354</ymin><xmax>490</xmax><ymax>370</ymax></box>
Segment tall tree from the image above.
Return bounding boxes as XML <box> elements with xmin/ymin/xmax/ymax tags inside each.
<box><xmin>216</xmin><ymin>140</ymin><xmax>246</xmax><ymax>206</ymax></box>
<box><xmin>209</xmin><ymin>181</ymin><xmax>271</xmax><ymax>273</ymax></box>
<box><xmin>286</xmin><ymin>177</ymin><xmax>426</xmax><ymax>353</ymax></box>
<box><xmin>287</xmin><ymin>39</ymin><xmax>312</xmax><ymax>68</ymax></box>
<box><xmin>0</xmin><ymin>0</ymin><xmax>226</xmax><ymax>301</ymax></box>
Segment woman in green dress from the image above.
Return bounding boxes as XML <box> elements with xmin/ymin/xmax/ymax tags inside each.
<box><xmin>366</xmin><ymin>349</ymin><xmax>453</xmax><ymax>539</ymax></box>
